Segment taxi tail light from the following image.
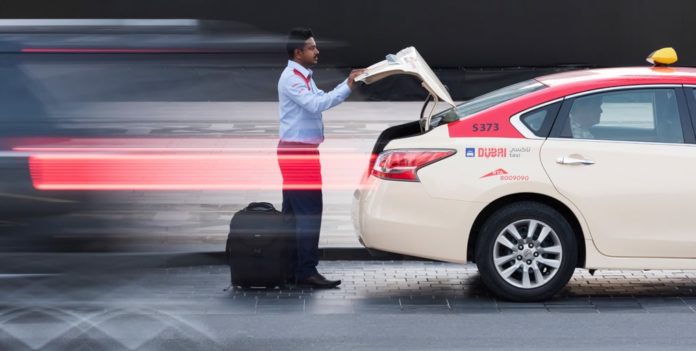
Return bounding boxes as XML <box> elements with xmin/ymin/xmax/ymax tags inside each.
<box><xmin>362</xmin><ymin>153</ymin><xmax>379</xmax><ymax>183</ymax></box>
<box><xmin>371</xmin><ymin>149</ymin><xmax>455</xmax><ymax>182</ymax></box>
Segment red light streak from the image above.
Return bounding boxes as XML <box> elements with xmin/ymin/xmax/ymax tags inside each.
<box><xmin>22</xmin><ymin>150</ymin><xmax>371</xmax><ymax>191</ymax></box>
<box><xmin>21</xmin><ymin>48</ymin><xmax>223</xmax><ymax>54</ymax></box>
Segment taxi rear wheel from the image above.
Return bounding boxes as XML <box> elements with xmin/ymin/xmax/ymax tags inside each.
<box><xmin>475</xmin><ymin>201</ymin><xmax>577</xmax><ymax>302</ymax></box>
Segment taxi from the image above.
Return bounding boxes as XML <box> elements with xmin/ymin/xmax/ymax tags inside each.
<box><xmin>353</xmin><ymin>47</ymin><xmax>696</xmax><ymax>301</ymax></box>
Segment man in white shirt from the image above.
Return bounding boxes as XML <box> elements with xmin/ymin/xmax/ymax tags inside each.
<box><xmin>277</xmin><ymin>28</ymin><xmax>364</xmax><ymax>288</ymax></box>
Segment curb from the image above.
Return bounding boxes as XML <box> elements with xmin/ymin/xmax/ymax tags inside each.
<box><xmin>0</xmin><ymin>249</ymin><xmax>428</xmax><ymax>273</ymax></box>
<box><xmin>201</xmin><ymin>248</ymin><xmax>425</xmax><ymax>265</ymax></box>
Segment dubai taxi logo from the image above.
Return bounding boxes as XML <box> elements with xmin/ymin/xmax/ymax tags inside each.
<box><xmin>478</xmin><ymin>147</ymin><xmax>507</xmax><ymax>158</ymax></box>
<box><xmin>510</xmin><ymin>147</ymin><xmax>531</xmax><ymax>158</ymax></box>
<box><xmin>481</xmin><ymin>168</ymin><xmax>508</xmax><ymax>178</ymax></box>
<box><xmin>465</xmin><ymin>148</ymin><xmax>476</xmax><ymax>157</ymax></box>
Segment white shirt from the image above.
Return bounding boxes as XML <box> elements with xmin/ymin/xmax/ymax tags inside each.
<box><xmin>277</xmin><ymin>60</ymin><xmax>352</xmax><ymax>144</ymax></box>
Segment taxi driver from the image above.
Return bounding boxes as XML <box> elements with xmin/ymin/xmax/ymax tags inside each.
<box><xmin>569</xmin><ymin>95</ymin><xmax>603</xmax><ymax>139</ymax></box>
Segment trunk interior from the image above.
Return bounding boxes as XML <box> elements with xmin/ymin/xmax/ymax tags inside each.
<box><xmin>371</xmin><ymin>120</ymin><xmax>422</xmax><ymax>155</ymax></box>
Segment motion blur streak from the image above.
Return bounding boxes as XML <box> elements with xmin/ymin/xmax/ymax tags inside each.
<box><xmin>20</xmin><ymin>48</ymin><xmax>225</xmax><ymax>53</ymax></box>
<box><xmin>25</xmin><ymin>150</ymin><xmax>371</xmax><ymax>191</ymax></box>
<box><xmin>10</xmin><ymin>138</ymin><xmax>358</xmax><ymax>151</ymax></box>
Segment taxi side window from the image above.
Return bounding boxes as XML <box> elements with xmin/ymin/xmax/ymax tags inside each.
<box><xmin>520</xmin><ymin>102</ymin><xmax>561</xmax><ymax>137</ymax></box>
<box><xmin>560</xmin><ymin>89</ymin><xmax>684</xmax><ymax>143</ymax></box>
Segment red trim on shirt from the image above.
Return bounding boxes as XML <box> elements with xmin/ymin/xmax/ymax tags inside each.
<box><xmin>293</xmin><ymin>69</ymin><xmax>312</xmax><ymax>91</ymax></box>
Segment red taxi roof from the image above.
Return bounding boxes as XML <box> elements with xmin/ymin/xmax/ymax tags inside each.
<box><xmin>447</xmin><ymin>66</ymin><xmax>696</xmax><ymax>139</ymax></box>
<box><xmin>536</xmin><ymin>66</ymin><xmax>696</xmax><ymax>87</ymax></box>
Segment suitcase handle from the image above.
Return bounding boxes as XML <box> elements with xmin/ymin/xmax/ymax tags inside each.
<box><xmin>246</xmin><ymin>202</ymin><xmax>275</xmax><ymax>212</ymax></box>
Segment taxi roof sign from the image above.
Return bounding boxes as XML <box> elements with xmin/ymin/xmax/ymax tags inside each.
<box><xmin>646</xmin><ymin>47</ymin><xmax>678</xmax><ymax>66</ymax></box>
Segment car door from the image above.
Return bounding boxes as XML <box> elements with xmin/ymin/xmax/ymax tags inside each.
<box><xmin>540</xmin><ymin>86</ymin><xmax>696</xmax><ymax>258</ymax></box>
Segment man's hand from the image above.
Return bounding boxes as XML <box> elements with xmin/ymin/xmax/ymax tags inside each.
<box><xmin>347</xmin><ymin>69</ymin><xmax>366</xmax><ymax>90</ymax></box>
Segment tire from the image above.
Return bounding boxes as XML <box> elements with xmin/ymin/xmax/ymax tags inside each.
<box><xmin>475</xmin><ymin>201</ymin><xmax>577</xmax><ymax>302</ymax></box>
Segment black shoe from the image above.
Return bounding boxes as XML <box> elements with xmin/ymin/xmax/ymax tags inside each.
<box><xmin>296</xmin><ymin>273</ymin><xmax>341</xmax><ymax>289</ymax></box>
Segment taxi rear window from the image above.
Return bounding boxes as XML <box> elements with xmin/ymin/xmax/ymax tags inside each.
<box><xmin>433</xmin><ymin>80</ymin><xmax>546</xmax><ymax>123</ymax></box>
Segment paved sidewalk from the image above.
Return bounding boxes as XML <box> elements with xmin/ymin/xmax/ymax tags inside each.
<box><xmin>3</xmin><ymin>259</ymin><xmax>696</xmax><ymax>314</ymax></box>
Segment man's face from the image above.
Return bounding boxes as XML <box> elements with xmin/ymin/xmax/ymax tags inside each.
<box><xmin>571</xmin><ymin>99</ymin><xmax>603</xmax><ymax>128</ymax></box>
<box><xmin>295</xmin><ymin>37</ymin><xmax>320</xmax><ymax>66</ymax></box>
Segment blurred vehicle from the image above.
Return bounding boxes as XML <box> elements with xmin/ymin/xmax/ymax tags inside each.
<box><xmin>0</xmin><ymin>20</ymin><xmax>292</xmax><ymax>251</ymax></box>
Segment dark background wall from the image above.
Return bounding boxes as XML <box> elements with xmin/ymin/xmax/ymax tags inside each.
<box><xmin>2</xmin><ymin>0</ymin><xmax>695</xmax><ymax>68</ymax></box>
<box><xmin>1</xmin><ymin>0</ymin><xmax>694</xmax><ymax>104</ymax></box>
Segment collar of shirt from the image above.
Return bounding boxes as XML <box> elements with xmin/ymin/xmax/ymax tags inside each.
<box><xmin>287</xmin><ymin>60</ymin><xmax>312</xmax><ymax>79</ymax></box>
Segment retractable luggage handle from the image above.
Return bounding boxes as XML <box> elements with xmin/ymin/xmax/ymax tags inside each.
<box><xmin>245</xmin><ymin>202</ymin><xmax>275</xmax><ymax>212</ymax></box>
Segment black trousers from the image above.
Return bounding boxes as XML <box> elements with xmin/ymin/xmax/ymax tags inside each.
<box><xmin>277</xmin><ymin>141</ymin><xmax>323</xmax><ymax>279</ymax></box>
<box><xmin>281</xmin><ymin>189</ymin><xmax>322</xmax><ymax>278</ymax></box>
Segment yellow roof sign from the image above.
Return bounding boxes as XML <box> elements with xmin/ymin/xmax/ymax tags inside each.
<box><xmin>646</xmin><ymin>47</ymin><xmax>678</xmax><ymax>66</ymax></box>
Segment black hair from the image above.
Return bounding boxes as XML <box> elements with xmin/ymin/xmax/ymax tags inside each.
<box><xmin>286</xmin><ymin>28</ymin><xmax>314</xmax><ymax>59</ymax></box>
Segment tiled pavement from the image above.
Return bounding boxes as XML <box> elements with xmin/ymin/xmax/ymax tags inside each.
<box><xmin>3</xmin><ymin>258</ymin><xmax>696</xmax><ymax>315</ymax></box>
<box><xmin>202</xmin><ymin>263</ymin><xmax>696</xmax><ymax>314</ymax></box>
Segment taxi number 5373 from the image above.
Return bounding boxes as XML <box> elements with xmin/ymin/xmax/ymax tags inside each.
<box><xmin>471</xmin><ymin>123</ymin><xmax>499</xmax><ymax>132</ymax></box>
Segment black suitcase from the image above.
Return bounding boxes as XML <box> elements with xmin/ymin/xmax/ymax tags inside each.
<box><xmin>225</xmin><ymin>202</ymin><xmax>294</xmax><ymax>289</ymax></box>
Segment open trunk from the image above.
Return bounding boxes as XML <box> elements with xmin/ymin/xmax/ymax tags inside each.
<box><xmin>359</xmin><ymin>47</ymin><xmax>456</xmax><ymax>174</ymax></box>
<box><xmin>371</xmin><ymin>120</ymin><xmax>422</xmax><ymax>156</ymax></box>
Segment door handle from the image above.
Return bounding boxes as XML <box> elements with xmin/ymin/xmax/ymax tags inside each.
<box><xmin>556</xmin><ymin>156</ymin><xmax>595</xmax><ymax>165</ymax></box>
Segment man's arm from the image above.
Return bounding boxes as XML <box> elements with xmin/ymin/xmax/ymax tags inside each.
<box><xmin>283</xmin><ymin>76</ymin><xmax>351</xmax><ymax>114</ymax></box>
<box><xmin>283</xmin><ymin>69</ymin><xmax>365</xmax><ymax>114</ymax></box>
